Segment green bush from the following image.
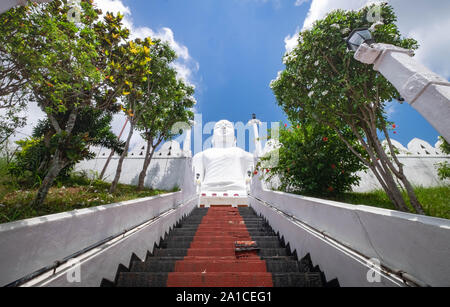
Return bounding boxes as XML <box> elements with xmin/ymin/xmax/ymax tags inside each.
<box><xmin>437</xmin><ymin>137</ymin><xmax>450</xmax><ymax>181</ymax></box>
<box><xmin>8</xmin><ymin>137</ymin><xmax>48</xmax><ymax>186</ymax></box>
<box><xmin>260</xmin><ymin>123</ymin><xmax>366</xmax><ymax>196</ymax></box>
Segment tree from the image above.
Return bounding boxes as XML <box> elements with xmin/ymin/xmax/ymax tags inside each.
<box><xmin>109</xmin><ymin>38</ymin><xmax>156</xmax><ymax>193</ymax></box>
<box><xmin>9</xmin><ymin>108</ymin><xmax>125</xmax><ymax>186</ymax></box>
<box><xmin>0</xmin><ymin>7</ymin><xmax>29</xmax><ymax>144</ymax></box>
<box><xmin>261</xmin><ymin>122</ymin><xmax>365</xmax><ymax>196</ymax></box>
<box><xmin>4</xmin><ymin>1</ymin><xmax>141</xmax><ymax>206</ymax></box>
<box><xmin>271</xmin><ymin>4</ymin><xmax>425</xmax><ymax>214</ymax></box>
<box><xmin>132</xmin><ymin>40</ymin><xmax>195</xmax><ymax>190</ymax></box>
<box><xmin>137</xmin><ymin>81</ymin><xmax>195</xmax><ymax>190</ymax></box>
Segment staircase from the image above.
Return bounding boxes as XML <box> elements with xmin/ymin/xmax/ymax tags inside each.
<box><xmin>103</xmin><ymin>206</ymin><xmax>338</xmax><ymax>287</ymax></box>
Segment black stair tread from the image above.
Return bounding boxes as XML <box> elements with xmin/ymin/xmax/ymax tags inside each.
<box><xmin>131</xmin><ymin>260</ymin><xmax>176</xmax><ymax>272</ymax></box>
<box><xmin>130</xmin><ymin>259</ymin><xmax>307</xmax><ymax>273</ymax></box>
<box><xmin>116</xmin><ymin>272</ymin><xmax>168</xmax><ymax>287</ymax></box>
<box><xmin>272</xmin><ymin>273</ymin><xmax>323</xmax><ymax>287</ymax></box>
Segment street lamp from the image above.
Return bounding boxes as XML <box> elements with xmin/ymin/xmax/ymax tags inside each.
<box><xmin>347</xmin><ymin>29</ymin><xmax>450</xmax><ymax>143</ymax></box>
<box><xmin>345</xmin><ymin>28</ymin><xmax>375</xmax><ymax>52</ymax></box>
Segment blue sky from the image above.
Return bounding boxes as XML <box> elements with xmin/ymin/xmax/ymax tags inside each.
<box><xmin>117</xmin><ymin>0</ymin><xmax>445</xmax><ymax>152</ymax></box>
<box><xmin>125</xmin><ymin>0</ymin><xmax>306</xmax><ymax>147</ymax></box>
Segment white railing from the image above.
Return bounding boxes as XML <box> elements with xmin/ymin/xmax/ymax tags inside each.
<box><xmin>0</xmin><ymin>158</ymin><xmax>198</xmax><ymax>287</ymax></box>
<box><xmin>249</xmin><ymin>176</ymin><xmax>450</xmax><ymax>287</ymax></box>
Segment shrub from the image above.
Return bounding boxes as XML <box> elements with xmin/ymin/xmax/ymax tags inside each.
<box><xmin>261</xmin><ymin>123</ymin><xmax>366</xmax><ymax>196</ymax></box>
<box><xmin>437</xmin><ymin>137</ymin><xmax>450</xmax><ymax>181</ymax></box>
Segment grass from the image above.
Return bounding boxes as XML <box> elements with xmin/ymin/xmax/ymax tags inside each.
<box><xmin>323</xmin><ymin>186</ymin><xmax>450</xmax><ymax>220</ymax></box>
<box><xmin>0</xmin><ymin>163</ymin><xmax>176</xmax><ymax>224</ymax></box>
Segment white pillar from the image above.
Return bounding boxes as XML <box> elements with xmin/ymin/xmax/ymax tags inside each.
<box><xmin>354</xmin><ymin>43</ymin><xmax>450</xmax><ymax>143</ymax></box>
<box><xmin>248</xmin><ymin>119</ymin><xmax>262</xmax><ymax>157</ymax></box>
<box><xmin>183</xmin><ymin>127</ymin><xmax>192</xmax><ymax>157</ymax></box>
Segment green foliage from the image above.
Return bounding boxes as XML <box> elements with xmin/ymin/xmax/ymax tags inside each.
<box><xmin>9</xmin><ymin>108</ymin><xmax>124</xmax><ymax>187</ymax></box>
<box><xmin>270</xmin><ymin>3</ymin><xmax>425</xmax><ymax>213</ymax></box>
<box><xmin>439</xmin><ymin>137</ymin><xmax>450</xmax><ymax>155</ymax></box>
<box><xmin>137</xmin><ymin>39</ymin><xmax>195</xmax><ymax>143</ymax></box>
<box><xmin>8</xmin><ymin>137</ymin><xmax>48</xmax><ymax>186</ymax></box>
<box><xmin>436</xmin><ymin>137</ymin><xmax>450</xmax><ymax>181</ymax></box>
<box><xmin>261</xmin><ymin>123</ymin><xmax>365</xmax><ymax>196</ymax></box>
<box><xmin>437</xmin><ymin>162</ymin><xmax>450</xmax><ymax>181</ymax></box>
<box><xmin>271</xmin><ymin>3</ymin><xmax>418</xmax><ymax>130</ymax></box>
<box><xmin>0</xmin><ymin>0</ymin><xmax>155</xmax><ymax>206</ymax></box>
<box><xmin>0</xmin><ymin>172</ymin><xmax>169</xmax><ymax>224</ymax></box>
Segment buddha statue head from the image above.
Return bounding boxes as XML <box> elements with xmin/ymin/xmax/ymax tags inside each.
<box><xmin>211</xmin><ymin>120</ymin><xmax>236</xmax><ymax>148</ymax></box>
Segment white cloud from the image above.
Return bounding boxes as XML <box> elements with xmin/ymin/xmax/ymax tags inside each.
<box><xmin>284</xmin><ymin>29</ymin><xmax>300</xmax><ymax>53</ymax></box>
<box><xmin>294</xmin><ymin>0</ymin><xmax>309</xmax><ymax>7</ymax></box>
<box><xmin>285</xmin><ymin>0</ymin><xmax>450</xmax><ymax>77</ymax></box>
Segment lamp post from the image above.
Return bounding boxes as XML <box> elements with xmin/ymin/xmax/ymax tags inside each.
<box><xmin>346</xmin><ymin>28</ymin><xmax>450</xmax><ymax>143</ymax></box>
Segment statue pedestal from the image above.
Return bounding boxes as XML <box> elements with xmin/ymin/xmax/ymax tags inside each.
<box><xmin>199</xmin><ymin>195</ymin><xmax>249</xmax><ymax>208</ymax></box>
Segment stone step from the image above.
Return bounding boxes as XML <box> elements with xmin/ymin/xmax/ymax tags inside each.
<box><xmin>116</xmin><ymin>272</ymin><xmax>273</xmax><ymax>287</ymax></box>
<box><xmin>169</xmin><ymin>230</ymin><xmax>274</xmax><ymax>236</ymax></box>
<box><xmin>272</xmin><ymin>273</ymin><xmax>323</xmax><ymax>287</ymax></box>
<box><xmin>161</xmin><ymin>239</ymin><xmax>282</xmax><ymax>249</ymax></box>
<box><xmin>130</xmin><ymin>259</ymin><xmax>309</xmax><ymax>273</ymax></box>
<box><xmin>163</xmin><ymin>235</ymin><xmax>281</xmax><ymax>243</ymax></box>
<box><xmin>106</xmin><ymin>206</ymin><xmax>333</xmax><ymax>288</ymax></box>
<box><xmin>116</xmin><ymin>272</ymin><xmax>323</xmax><ymax>287</ymax></box>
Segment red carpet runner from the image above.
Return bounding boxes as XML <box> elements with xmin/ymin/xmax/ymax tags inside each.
<box><xmin>167</xmin><ymin>207</ymin><xmax>273</xmax><ymax>287</ymax></box>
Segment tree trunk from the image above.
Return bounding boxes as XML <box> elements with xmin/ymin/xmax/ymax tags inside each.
<box><xmin>110</xmin><ymin>123</ymin><xmax>134</xmax><ymax>194</ymax></box>
<box><xmin>31</xmin><ymin>149</ymin><xmax>66</xmax><ymax>207</ymax></box>
<box><xmin>373</xmin><ymin>161</ymin><xmax>410</xmax><ymax>212</ymax></box>
<box><xmin>100</xmin><ymin>118</ymin><xmax>129</xmax><ymax>180</ymax></box>
<box><xmin>137</xmin><ymin>138</ymin><xmax>156</xmax><ymax>191</ymax></box>
<box><xmin>380</xmin><ymin>127</ymin><xmax>426</xmax><ymax>215</ymax></box>
<box><xmin>398</xmin><ymin>175</ymin><xmax>426</xmax><ymax>215</ymax></box>
<box><xmin>31</xmin><ymin>109</ymin><xmax>78</xmax><ymax>207</ymax></box>
<box><xmin>100</xmin><ymin>150</ymin><xmax>114</xmax><ymax>180</ymax></box>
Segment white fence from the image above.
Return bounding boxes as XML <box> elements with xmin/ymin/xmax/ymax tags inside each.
<box><xmin>354</xmin><ymin>155</ymin><xmax>450</xmax><ymax>192</ymax></box>
<box><xmin>250</xmin><ymin>175</ymin><xmax>450</xmax><ymax>287</ymax></box>
<box><xmin>76</xmin><ymin>155</ymin><xmax>449</xmax><ymax>193</ymax></box>
<box><xmin>0</xmin><ymin>158</ymin><xmax>198</xmax><ymax>287</ymax></box>
<box><xmin>75</xmin><ymin>157</ymin><xmax>189</xmax><ymax>191</ymax></box>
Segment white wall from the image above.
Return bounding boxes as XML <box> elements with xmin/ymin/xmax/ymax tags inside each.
<box><xmin>75</xmin><ymin>140</ymin><xmax>189</xmax><ymax>191</ymax></box>
<box><xmin>250</xmin><ymin>175</ymin><xmax>450</xmax><ymax>287</ymax></box>
<box><xmin>75</xmin><ymin>157</ymin><xmax>188</xmax><ymax>191</ymax></box>
<box><xmin>0</xmin><ymin>157</ymin><xmax>198</xmax><ymax>287</ymax></box>
<box><xmin>0</xmin><ymin>192</ymin><xmax>191</xmax><ymax>286</ymax></box>
<box><xmin>77</xmin><ymin>138</ymin><xmax>449</xmax><ymax>193</ymax></box>
<box><xmin>353</xmin><ymin>155</ymin><xmax>450</xmax><ymax>192</ymax></box>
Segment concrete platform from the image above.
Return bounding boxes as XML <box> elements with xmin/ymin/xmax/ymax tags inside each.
<box><xmin>198</xmin><ymin>196</ymin><xmax>249</xmax><ymax>208</ymax></box>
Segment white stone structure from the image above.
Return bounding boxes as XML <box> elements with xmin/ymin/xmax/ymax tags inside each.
<box><xmin>75</xmin><ymin>141</ymin><xmax>188</xmax><ymax>191</ymax></box>
<box><xmin>76</xmin><ymin>136</ymin><xmax>448</xmax><ymax>194</ymax></box>
<box><xmin>193</xmin><ymin>120</ymin><xmax>254</xmax><ymax>207</ymax></box>
<box><xmin>249</xmin><ymin>175</ymin><xmax>450</xmax><ymax>287</ymax></box>
<box><xmin>260</xmin><ymin>137</ymin><xmax>449</xmax><ymax>193</ymax></box>
<box><xmin>354</xmin><ymin>138</ymin><xmax>449</xmax><ymax>192</ymax></box>
<box><xmin>354</xmin><ymin>43</ymin><xmax>450</xmax><ymax>143</ymax></box>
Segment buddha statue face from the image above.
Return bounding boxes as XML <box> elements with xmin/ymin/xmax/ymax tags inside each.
<box><xmin>212</xmin><ymin>120</ymin><xmax>236</xmax><ymax>148</ymax></box>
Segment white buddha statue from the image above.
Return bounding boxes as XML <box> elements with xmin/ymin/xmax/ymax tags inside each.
<box><xmin>193</xmin><ymin>120</ymin><xmax>254</xmax><ymax>195</ymax></box>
